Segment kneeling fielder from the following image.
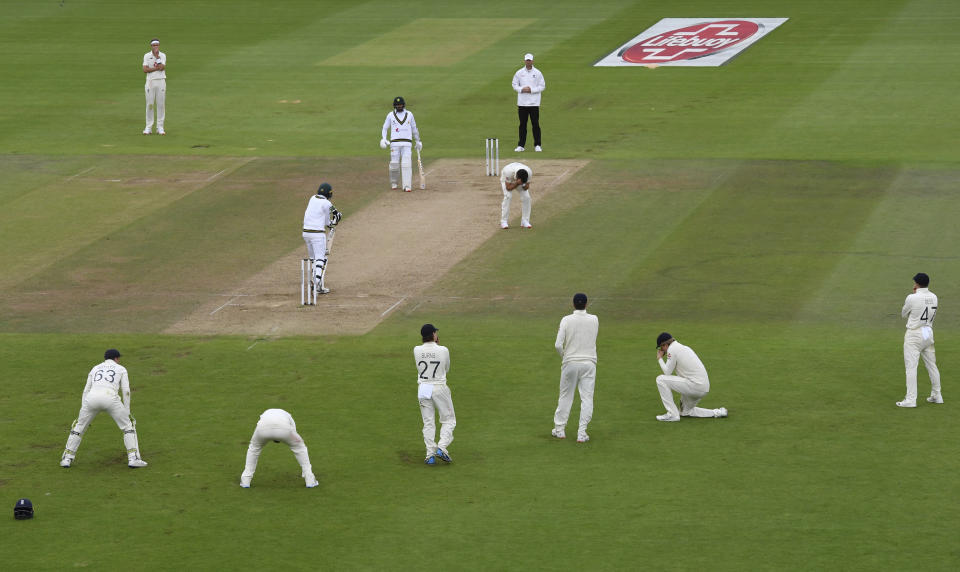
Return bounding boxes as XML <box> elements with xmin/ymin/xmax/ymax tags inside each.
<box><xmin>61</xmin><ymin>349</ymin><xmax>147</xmax><ymax>468</ymax></box>
<box><xmin>653</xmin><ymin>333</ymin><xmax>727</xmax><ymax>422</ymax></box>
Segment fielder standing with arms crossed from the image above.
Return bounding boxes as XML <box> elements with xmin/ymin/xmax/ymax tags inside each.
<box><xmin>142</xmin><ymin>38</ymin><xmax>166</xmax><ymax>135</ymax></box>
<box><xmin>897</xmin><ymin>272</ymin><xmax>943</xmax><ymax>407</ymax></box>
<box><xmin>499</xmin><ymin>161</ymin><xmax>533</xmax><ymax>229</ymax></box>
<box><xmin>380</xmin><ymin>96</ymin><xmax>423</xmax><ymax>192</ymax></box>
<box><xmin>60</xmin><ymin>349</ymin><xmax>147</xmax><ymax>468</ymax></box>
<box><xmin>552</xmin><ymin>293</ymin><xmax>599</xmax><ymax>443</ymax></box>
<box><xmin>414</xmin><ymin>324</ymin><xmax>456</xmax><ymax>465</ymax></box>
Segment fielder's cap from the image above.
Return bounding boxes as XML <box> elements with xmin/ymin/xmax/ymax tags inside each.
<box><xmin>104</xmin><ymin>348</ymin><xmax>121</xmax><ymax>360</ymax></box>
<box><xmin>317</xmin><ymin>182</ymin><xmax>332</xmax><ymax>195</ymax></box>
<box><xmin>524</xmin><ymin>53</ymin><xmax>534</xmax><ymax>60</ymax></box>
<box><xmin>913</xmin><ymin>272</ymin><xmax>930</xmax><ymax>287</ymax></box>
<box><xmin>14</xmin><ymin>498</ymin><xmax>34</xmax><ymax>520</ymax></box>
<box><xmin>150</xmin><ymin>39</ymin><xmax>160</xmax><ymax>45</ymax></box>
<box><xmin>573</xmin><ymin>293</ymin><xmax>588</xmax><ymax>306</ymax></box>
<box><xmin>656</xmin><ymin>332</ymin><xmax>674</xmax><ymax>348</ymax></box>
<box><xmin>421</xmin><ymin>323</ymin><xmax>438</xmax><ymax>338</ymax></box>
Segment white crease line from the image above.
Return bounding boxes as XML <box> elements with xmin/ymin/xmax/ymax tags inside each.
<box><xmin>246</xmin><ymin>341</ymin><xmax>259</xmax><ymax>350</ymax></box>
<box><xmin>66</xmin><ymin>166</ymin><xmax>95</xmax><ymax>181</ymax></box>
<box><xmin>210</xmin><ymin>296</ymin><xmax>240</xmax><ymax>315</ymax></box>
<box><xmin>206</xmin><ymin>168</ymin><xmax>228</xmax><ymax>182</ymax></box>
<box><xmin>380</xmin><ymin>296</ymin><xmax>407</xmax><ymax>317</ymax></box>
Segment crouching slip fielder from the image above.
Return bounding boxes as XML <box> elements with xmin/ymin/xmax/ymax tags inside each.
<box><xmin>302</xmin><ymin>182</ymin><xmax>341</xmax><ymax>295</ymax></box>
<box><xmin>500</xmin><ymin>162</ymin><xmax>532</xmax><ymax>229</ymax></box>
<box><xmin>380</xmin><ymin>96</ymin><xmax>422</xmax><ymax>192</ymax></box>
<box><xmin>61</xmin><ymin>349</ymin><xmax>147</xmax><ymax>468</ymax></box>
<box><xmin>898</xmin><ymin>272</ymin><xmax>942</xmax><ymax>407</ymax></box>
<box><xmin>240</xmin><ymin>409</ymin><xmax>318</xmax><ymax>488</ymax></box>
<box><xmin>654</xmin><ymin>333</ymin><xmax>727</xmax><ymax>422</ymax></box>
<box><xmin>415</xmin><ymin>324</ymin><xmax>456</xmax><ymax>465</ymax></box>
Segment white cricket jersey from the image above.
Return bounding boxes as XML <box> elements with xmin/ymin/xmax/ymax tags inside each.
<box><xmin>414</xmin><ymin>342</ymin><xmax>450</xmax><ymax>385</ymax></box>
<box><xmin>382</xmin><ymin>110</ymin><xmax>420</xmax><ymax>143</ymax></box>
<box><xmin>259</xmin><ymin>408</ymin><xmax>296</xmax><ymax>428</ymax></box>
<box><xmin>902</xmin><ymin>288</ymin><xmax>938</xmax><ymax>330</ymax></box>
<box><xmin>512</xmin><ymin>65</ymin><xmax>545</xmax><ymax>106</ymax></box>
<box><xmin>143</xmin><ymin>51</ymin><xmax>166</xmax><ymax>81</ymax></box>
<box><xmin>83</xmin><ymin>359</ymin><xmax>130</xmax><ymax>400</ymax></box>
<box><xmin>658</xmin><ymin>341</ymin><xmax>709</xmax><ymax>385</ymax></box>
<box><xmin>500</xmin><ymin>162</ymin><xmax>532</xmax><ymax>185</ymax></box>
<box><xmin>555</xmin><ymin>310</ymin><xmax>599</xmax><ymax>365</ymax></box>
<box><xmin>302</xmin><ymin>195</ymin><xmax>333</xmax><ymax>231</ymax></box>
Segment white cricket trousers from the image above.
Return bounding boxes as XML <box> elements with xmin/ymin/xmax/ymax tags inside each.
<box><xmin>655</xmin><ymin>375</ymin><xmax>713</xmax><ymax>417</ymax></box>
<box><xmin>302</xmin><ymin>232</ymin><xmax>328</xmax><ymax>288</ymax></box>
<box><xmin>500</xmin><ymin>182</ymin><xmax>531</xmax><ymax>227</ymax></box>
<box><xmin>63</xmin><ymin>389</ymin><xmax>141</xmax><ymax>462</ymax></box>
<box><xmin>903</xmin><ymin>328</ymin><xmax>941</xmax><ymax>403</ymax></box>
<box><xmin>144</xmin><ymin>78</ymin><xmax>166</xmax><ymax>131</ymax></box>
<box><xmin>554</xmin><ymin>361</ymin><xmax>595</xmax><ymax>434</ymax></box>
<box><xmin>419</xmin><ymin>383</ymin><xmax>456</xmax><ymax>457</ymax></box>
<box><xmin>390</xmin><ymin>143</ymin><xmax>413</xmax><ymax>190</ymax></box>
<box><xmin>241</xmin><ymin>421</ymin><xmax>315</xmax><ymax>486</ymax></box>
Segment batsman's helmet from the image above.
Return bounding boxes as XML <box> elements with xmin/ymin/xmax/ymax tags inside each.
<box><xmin>14</xmin><ymin>498</ymin><xmax>34</xmax><ymax>520</ymax></box>
<box><xmin>656</xmin><ymin>332</ymin><xmax>674</xmax><ymax>348</ymax></box>
<box><xmin>317</xmin><ymin>183</ymin><xmax>333</xmax><ymax>198</ymax></box>
<box><xmin>104</xmin><ymin>348</ymin><xmax>121</xmax><ymax>360</ymax></box>
<box><xmin>393</xmin><ymin>96</ymin><xmax>405</xmax><ymax>110</ymax></box>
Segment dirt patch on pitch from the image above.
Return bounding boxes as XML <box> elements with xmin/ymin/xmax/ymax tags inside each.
<box><xmin>163</xmin><ymin>158</ymin><xmax>588</xmax><ymax>337</ymax></box>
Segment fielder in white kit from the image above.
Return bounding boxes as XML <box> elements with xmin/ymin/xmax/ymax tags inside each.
<box><xmin>302</xmin><ymin>182</ymin><xmax>341</xmax><ymax>295</ymax></box>
<box><xmin>380</xmin><ymin>96</ymin><xmax>423</xmax><ymax>192</ymax></box>
<box><xmin>60</xmin><ymin>349</ymin><xmax>147</xmax><ymax>468</ymax></box>
<box><xmin>500</xmin><ymin>161</ymin><xmax>533</xmax><ymax>229</ymax></box>
<box><xmin>553</xmin><ymin>293</ymin><xmax>599</xmax><ymax>442</ymax></box>
<box><xmin>414</xmin><ymin>323</ymin><xmax>456</xmax><ymax>465</ymax></box>
<box><xmin>142</xmin><ymin>38</ymin><xmax>166</xmax><ymax>135</ymax></box>
<box><xmin>898</xmin><ymin>272</ymin><xmax>943</xmax><ymax>407</ymax></box>
<box><xmin>654</xmin><ymin>333</ymin><xmax>727</xmax><ymax>422</ymax></box>
<box><xmin>240</xmin><ymin>408</ymin><xmax>318</xmax><ymax>488</ymax></box>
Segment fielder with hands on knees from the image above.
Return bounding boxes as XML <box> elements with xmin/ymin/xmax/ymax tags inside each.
<box><xmin>414</xmin><ymin>323</ymin><xmax>456</xmax><ymax>465</ymax></box>
<box><xmin>302</xmin><ymin>183</ymin><xmax>341</xmax><ymax>295</ymax></box>
<box><xmin>60</xmin><ymin>349</ymin><xmax>148</xmax><ymax>468</ymax></box>
<box><xmin>654</xmin><ymin>333</ymin><xmax>727</xmax><ymax>422</ymax></box>
<box><xmin>142</xmin><ymin>38</ymin><xmax>166</xmax><ymax>135</ymax></box>
<box><xmin>552</xmin><ymin>293</ymin><xmax>599</xmax><ymax>443</ymax></box>
<box><xmin>898</xmin><ymin>272</ymin><xmax>943</xmax><ymax>407</ymax></box>
<box><xmin>499</xmin><ymin>161</ymin><xmax>532</xmax><ymax>229</ymax></box>
<box><xmin>239</xmin><ymin>408</ymin><xmax>318</xmax><ymax>488</ymax></box>
<box><xmin>380</xmin><ymin>96</ymin><xmax>423</xmax><ymax>192</ymax></box>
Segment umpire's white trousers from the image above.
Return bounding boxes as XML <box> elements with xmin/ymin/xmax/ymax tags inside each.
<box><xmin>903</xmin><ymin>328</ymin><xmax>940</xmax><ymax>403</ymax></box>
<box><xmin>554</xmin><ymin>361</ymin><xmax>595</xmax><ymax>434</ymax></box>
<box><xmin>241</xmin><ymin>421</ymin><xmax>315</xmax><ymax>486</ymax></box>
<box><xmin>63</xmin><ymin>389</ymin><xmax>141</xmax><ymax>461</ymax></box>
<box><xmin>500</xmin><ymin>182</ymin><xmax>531</xmax><ymax>227</ymax></box>
<box><xmin>145</xmin><ymin>78</ymin><xmax>166</xmax><ymax>130</ymax></box>
<box><xmin>419</xmin><ymin>383</ymin><xmax>455</xmax><ymax>457</ymax></box>
<box><xmin>656</xmin><ymin>375</ymin><xmax>714</xmax><ymax>418</ymax></box>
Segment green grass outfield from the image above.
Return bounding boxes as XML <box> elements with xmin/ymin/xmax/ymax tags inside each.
<box><xmin>2</xmin><ymin>1</ymin><xmax>959</xmax><ymax>570</ymax></box>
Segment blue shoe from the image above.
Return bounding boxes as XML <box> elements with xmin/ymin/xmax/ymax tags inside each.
<box><xmin>424</xmin><ymin>456</ymin><xmax>437</xmax><ymax>466</ymax></box>
<box><xmin>435</xmin><ymin>448</ymin><xmax>452</xmax><ymax>463</ymax></box>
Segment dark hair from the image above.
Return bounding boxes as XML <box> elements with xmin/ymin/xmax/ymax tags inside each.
<box><xmin>516</xmin><ymin>169</ymin><xmax>528</xmax><ymax>183</ymax></box>
<box><xmin>573</xmin><ymin>293</ymin><xmax>587</xmax><ymax>310</ymax></box>
<box><xmin>913</xmin><ymin>273</ymin><xmax>930</xmax><ymax>287</ymax></box>
<box><xmin>420</xmin><ymin>323</ymin><xmax>438</xmax><ymax>342</ymax></box>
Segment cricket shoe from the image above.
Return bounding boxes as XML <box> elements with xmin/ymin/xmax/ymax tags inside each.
<box><xmin>60</xmin><ymin>457</ymin><xmax>73</xmax><ymax>468</ymax></box>
<box><xmin>435</xmin><ymin>448</ymin><xmax>452</xmax><ymax>463</ymax></box>
<box><xmin>318</xmin><ymin>287</ymin><xmax>330</xmax><ymax>294</ymax></box>
<box><xmin>577</xmin><ymin>433</ymin><xmax>590</xmax><ymax>443</ymax></box>
<box><xmin>514</xmin><ymin>146</ymin><xmax>524</xmax><ymax>152</ymax></box>
<box><xmin>896</xmin><ymin>400</ymin><xmax>917</xmax><ymax>408</ymax></box>
<box><xmin>239</xmin><ymin>483</ymin><xmax>251</xmax><ymax>488</ymax></box>
<box><xmin>534</xmin><ymin>146</ymin><xmax>542</xmax><ymax>152</ymax></box>
<box><xmin>501</xmin><ymin>223</ymin><xmax>509</xmax><ymax>229</ymax></box>
<box><xmin>521</xmin><ymin>223</ymin><xmax>532</xmax><ymax>229</ymax></box>
<box><xmin>391</xmin><ymin>184</ymin><xmax>398</xmax><ymax>190</ymax></box>
<box><xmin>656</xmin><ymin>413</ymin><xmax>681</xmax><ymax>422</ymax></box>
<box><xmin>128</xmin><ymin>458</ymin><xmax>148</xmax><ymax>468</ymax></box>
<box><xmin>403</xmin><ymin>187</ymin><xmax>412</xmax><ymax>192</ymax></box>
<box><xmin>142</xmin><ymin>129</ymin><xmax>151</xmax><ymax>135</ymax></box>
<box><xmin>305</xmin><ymin>477</ymin><xmax>319</xmax><ymax>488</ymax></box>
<box><xmin>158</xmin><ymin>128</ymin><xmax>166</xmax><ymax>135</ymax></box>
<box><xmin>424</xmin><ymin>456</ymin><xmax>437</xmax><ymax>466</ymax></box>
<box><xmin>714</xmin><ymin>407</ymin><xmax>728</xmax><ymax>418</ymax></box>
<box><xmin>551</xmin><ymin>428</ymin><xmax>566</xmax><ymax>439</ymax></box>
<box><xmin>927</xmin><ymin>394</ymin><xmax>944</xmax><ymax>404</ymax></box>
